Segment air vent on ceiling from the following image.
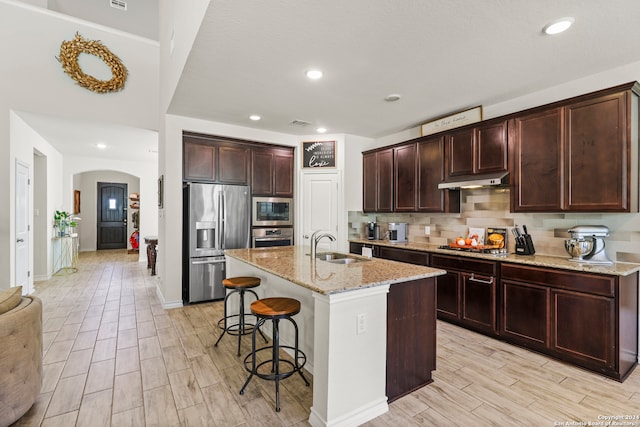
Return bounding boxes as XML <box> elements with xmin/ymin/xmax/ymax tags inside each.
<box><xmin>110</xmin><ymin>0</ymin><xmax>127</xmax><ymax>11</ymax></box>
<box><xmin>289</xmin><ymin>119</ymin><xmax>312</xmax><ymax>127</ymax></box>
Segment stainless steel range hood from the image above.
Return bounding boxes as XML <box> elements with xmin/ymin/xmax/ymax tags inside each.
<box><xmin>438</xmin><ymin>171</ymin><xmax>509</xmax><ymax>190</ymax></box>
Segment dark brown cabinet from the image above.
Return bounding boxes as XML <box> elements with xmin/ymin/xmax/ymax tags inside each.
<box><xmin>219</xmin><ymin>145</ymin><xmax>249</xmax><ymax>185</ymax></box>
<box><xmin>386</xmin><ymin>277</ymin><xmax>436</xmax><ymax>402</ymax></box>
<box><xmin>349</xmin><ymin>241</ymin><xmax>379</xmax><ymax>257</ymax></box>
<box><xmin>500</xmin><ymin>279</ymin><xmax>549</xmax><ymax>351</ymax></box>
<box><xmin>377</xmin><ymin>245</ymin><xmax>428</xmax><ymax>265</ymax></box>
<box><xmin>363</xmin><ymin>136</ymin><xmax>458</xmax><ymax>213</ymax></box>
<box><xmin>565</xmin><ymin>91</ymin><xmax>629</xmax><ymax>211</ymax></box>
<box><xmin>363</xmin><ymin>149</ymin><xmax>393</xmax><ymax>212</ymax></box>
<box><xmin>418</xmin><ymin>136</ymin><xmax>460</xmax><ymax>212</ymax></box>
<box><xmin>512</xmin><ymin>83</ymin><xmax>639</xmax><ymax>213</ymax></box>
<box><xmin>251</xmin><ymin>148</ymin><xmax>294</xmax><ymax>196</ymax></box>
<box><xmin>394</xmin><ymin>144</ymin><xmax>417</xmax><ymax>211</ymax></box>
<box><xmin>446</xmin><ymin>119</ymin><xmax>508</xmax><ymax>179</ymax></box>
<box><xmin>184</xmin><ymin>137</ymin><xmax>217</xmax><ymax>182</ymax></box>
<box><xmin>431</xmin><ymin>254</ymin><xmax>498</xmax><ymax>335</ymax></box>
<box><xmin>500</xmin><ymin>263</ymin><xmax>638</xmax><ymax>381</ymax></box>
<box><xmin>183</xmin><ymin>135</ymin><xmax>249</xmax><ymax>185</ymax></box>
<box><xmin>510</xmin><ymin>107</ymin><xmax>564</xmax><ymax>211</ymax></box>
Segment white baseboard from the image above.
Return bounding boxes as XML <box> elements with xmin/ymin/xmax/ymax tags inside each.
<box><xmin>155</xmin><ymin>284</ymin><xmax>183</xmax><ymax>309</ymax></box>
<box><xmin>309</xmin><ymin>397</ymin><xmax>388</xmax><ymax>427</ymax></box>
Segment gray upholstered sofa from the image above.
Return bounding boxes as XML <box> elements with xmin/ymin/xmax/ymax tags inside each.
<box><xmin>0</xmin><ymin>286</ymin><xmax>42</xmax><ymax>426</ymax></box>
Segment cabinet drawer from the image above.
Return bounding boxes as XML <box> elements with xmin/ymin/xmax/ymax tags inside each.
<box><xmin>430</xmin><ymin>254</ymin><xmax>497</xmax><ymax>276</ymax></box>
<box><xmin>501</xmin><ymin>263</ymin><xmax>614</xmax><ymax>297</ymax></box>
<box><xmin>378</xmin><ymin>246</ymin><xmax>428</xmax><ymax>266</ymax></box>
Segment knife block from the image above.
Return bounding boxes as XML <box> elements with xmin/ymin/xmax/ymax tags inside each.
<box><xmin>515</xmin><ymin>234</ymin><xmax>536</xmax><ymax>255</ymax></box>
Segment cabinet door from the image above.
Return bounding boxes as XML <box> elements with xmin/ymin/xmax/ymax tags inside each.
<box><xmin>273</xmin><ymin>150</ymin><xmax>294</xmax><ymax>196</ymax></box>
<box><xmin>461</xmin><ymin>272</ymin><xmax>496</xmax><ymax>334</ymax></box>
<box><xmin>551</xmin><ymin>290</ymin><xmax>615</xmax><ymax>369</ymax></box>
<box><xmin>184</xmin><ymin>140</ymin><xmax>217</xmax><ymax>181</ymax></box>
<box><xmin>500</xmin><ymin>280</ymin><xmax>549</xmax><ymax>351</ymax></box>
<box><xmin>475</xmin><ymin>120</ymin><xmax>508</xmax><ymax>174</ymax></box>
<box><xmin>418</xmin><ymin>136</ymin><xmax>457</xmax><ymax>212</ymax></box>
<box><xmin>436</xmin><ymin>271</ymin><xmax>460</xmax><ymax>321</ymax></box>
<box><xmin>378</xmin><ymin>246</ymin><xmax>428</xmax><ymax>265</ymax></box>
<box><xmin>565</xmin><ymin>91</ymin><xmax>628</xmax><ymax>211</ymax></box>
<box><xmin>394</xmin><ymin>144</ymin><xmax>417</xmax><ymax>211</ymax></box>
<box><xmin>251</xmin><ymin>150</ymin><xmax>274</xmax><ymax>195</ymax></box>
<box><xmin>377</xmin><ymin>149</ymin><xmax>394</xmax><ymax>212</ymax></box>
<box><xmin>511</xmin><ymin>108</ymin><xmax>564</xmax><ymax>212</ymax></box>
<box><xmin>362</xmin><ymin>152</ymin><xmax>377</xmax><ymax>212</ymax></box>
<box><xmin>219</xmin><ymin>146</ymin><xmax>249</xmax><ymax>184</ymax></box>
<box><xmin>446</xmin><ymin>127</ymin><xmax>475</xmax><ymax>177</ymax></box>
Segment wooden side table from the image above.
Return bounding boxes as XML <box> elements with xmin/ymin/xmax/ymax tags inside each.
<box><xmin>144</xmin><ymin>236</ymin><xmax>158</xmax><ymax>275</ymax></box>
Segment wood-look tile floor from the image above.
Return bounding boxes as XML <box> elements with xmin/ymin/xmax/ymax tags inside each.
<box><xmin>13</xmin><ymin>249</ymin><xmax>640</xmax><ymax>426</ymax></box>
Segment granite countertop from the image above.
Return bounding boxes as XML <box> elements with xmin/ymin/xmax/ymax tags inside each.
<box><xmin>224</xmin><ymin>246</ymin><xmax>446</xmax><ymax>295</ymax></box>
<box><xmin>350</xmin><ymin>239</ymin><xmax>640</xmax><ymax>277</ymax></box>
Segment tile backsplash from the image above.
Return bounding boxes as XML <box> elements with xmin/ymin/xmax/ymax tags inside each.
<box><xmin>348</xmin><ymin>188</ymin><xmax>640</xmax><ymax>263</ymax></box>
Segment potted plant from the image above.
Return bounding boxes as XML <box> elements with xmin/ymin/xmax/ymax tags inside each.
<box><xmin>54</xmin><ymin>210</ymin><xmax>77</xmax><ymax>237</ymax></box>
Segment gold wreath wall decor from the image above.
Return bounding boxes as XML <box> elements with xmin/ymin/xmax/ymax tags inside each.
<box><xmin>57</xmin><ymin>32</ymin><xmax>128</xmax><ymax>93</ymax></box>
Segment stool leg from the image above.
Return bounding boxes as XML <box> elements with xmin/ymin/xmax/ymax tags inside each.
<box><xmin>214</xmin><ymin>289</ymin><xmax>233</xmax><ymax>347</ymax></box>
<box><xmin>273</xmin><ymin>318</ymin><xmax>281</xmax><ymax>412</ymax></box>
<box><xmin>290</xmin><ymin>317</ymin><xmax>310</xmax><ymax>386</ymax></box>
<box><xmin>247</xmin><ymin>290</ymin><xmax>268</xmax><ymax>344</ymax></box>
<box><xmin>240</xmin><ymin>317</ymin><xmax>264</xmax><ymax>395</ymax></box>
<box><xmin>237</xmin><ymin>289</ymin><xmax>245</xmax><ymax>356</ymax></box>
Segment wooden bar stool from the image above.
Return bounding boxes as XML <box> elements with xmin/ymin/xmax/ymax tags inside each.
<box><xmin>240</xmin><ymin>297</ymin><xmax>310</xmax><ymax>412</ymax></box>
<box><xmin>214</xmin><ymin>276</ymin><xmax>266</xmax><ymax>356</ymax></box>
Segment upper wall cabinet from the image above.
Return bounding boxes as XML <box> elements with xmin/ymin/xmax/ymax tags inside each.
<box><xmin>418</xmin><ymin>135</ymin><xmax>460</xmax><ymax>212</ymax></box>
<box><xmin>512</xmin><ymin>82</ymin><xmax>639</xmax><ymax>212</ymax></box>
<box><xmin>363</xmin><ymin>137</ymin><xmax>459</xmax><ymax>213</ymax></box>
<box><xmin>394</xmin><ymin>144</ymin><xmax>418</xmax><ymax>211</ymax></box>
<box><xmin>447</xmin><ymin>119</ymin><xmax>508</xmax><ymax>179</ymax></box>
<box><xmin>363</xmin><ymin>149</ymin><xmax>393</xmax><ymax>212</ymax></box>
<box><xmin>183</xmin><ymin>135</ymin><xmax>249</xmax><ymax>185</ymax></box>
<box><xmin>251</xmin><ymin>148</ymin><xmax>294</xmax><ymax>196</ymax></box>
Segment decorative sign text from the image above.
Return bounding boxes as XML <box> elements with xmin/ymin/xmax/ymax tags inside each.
<box><xmin>421</xmin><ymin>106</ymin><xmax>483</xmax><ymax>136</ymax></box>
<box><xmin>302</xmin><ymin>140</ymin><xmax>336</xmax><ymax>168</ymax></box>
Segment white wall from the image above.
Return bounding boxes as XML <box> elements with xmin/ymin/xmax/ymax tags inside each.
<box><xmin>64</xmin><ymin>155</ymin><xmax>157</xmax><ymax>262</ymax></box>
<box><xmin>0</xmin><ymin>2</ymin><xmax>159</xmax><ymax>288</ymax></box>
<box><xmin>73</xmin><ymin>170</ymin><xmax>140</xmax><ymax>252</ymax></box>
<box><xmin>10</xmin><ymin>111</ymin><xmax>64</xmax><ymax>289</ymax></box>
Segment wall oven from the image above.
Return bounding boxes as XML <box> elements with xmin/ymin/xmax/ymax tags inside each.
<box><xmin>252</xmin><ymin>197</ymin><xmax>293</xmax><ymax>227</ymax></box>
<box><xmin>252</xmin><ymin>228</ymin><xmax>294</xmax><ymax>248</ymax></box>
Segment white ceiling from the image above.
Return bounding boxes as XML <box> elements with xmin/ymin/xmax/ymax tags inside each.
<box><xmin>16</xmin><ymin>0</ymin><xmax>640</xmax><ymax>158</ymax></box>
<box><xmin>169</xmin><ymin>0</ymin><xmax>640</xmax><ymax>137</ymax></box>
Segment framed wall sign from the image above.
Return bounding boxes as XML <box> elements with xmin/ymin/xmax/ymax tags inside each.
<box><xmin>420</xmin><ymin>106</ymin><xmax>483</xmax><ymax>136</ymax></box>
<box><xmin>302</xmin><ymin>140</ymin><xmax>336</xmax><ymax>168</ymax></box>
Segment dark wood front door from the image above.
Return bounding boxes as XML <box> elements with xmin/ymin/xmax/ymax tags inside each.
<box><xmin>97</xmin><ymin>182</ymin><xmax>127</xmax><ymax>250</ymax></box>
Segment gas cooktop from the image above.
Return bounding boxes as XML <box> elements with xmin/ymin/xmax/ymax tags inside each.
<box><xmin>437</xmin><ymin>245</ymin><xmax>508</xmax><ymax>256</ymax></box>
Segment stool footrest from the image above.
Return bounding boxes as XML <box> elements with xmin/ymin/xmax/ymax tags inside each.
<box><xmin>242</xmin><ymin>345</ymin><xmax>308</xmax><ymax>381</ymax></box>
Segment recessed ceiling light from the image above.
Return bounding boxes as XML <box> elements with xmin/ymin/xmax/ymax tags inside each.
<box><xmin>96</xmin><ymin>143</ymin><xmax>107</xmax><ymax>149</ymax></box>
<box><xmin>543</xmin><ymin>17</ymin><xmax>575</xmax><ymax>35</ymax></box>
<box><xmin>306</xmin><ymin>69</ymin><xmax>323</xmax><ymax>80</ymax></box>
<box><xmin>385</xmin><ymin>94</ymin><xmax>401</xmax><ymax>102</ymax></box>
<box><xmin>249</xmin><ymin>115</ymin><xmax>261</xmax><ymax>121</ymax></box>
<box><xmin>316</xmin><ymin>127</ymin><xmax>327</xmax><ymax>133</ymax></box>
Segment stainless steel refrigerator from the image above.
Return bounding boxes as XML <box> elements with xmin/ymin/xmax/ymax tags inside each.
<box><xmin>184</xmin><ymin>183</ymin><xmax>250</xmax><ymax>303</ymax></box>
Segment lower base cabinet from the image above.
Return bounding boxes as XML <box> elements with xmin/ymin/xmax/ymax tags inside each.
<box><xmin>501</xmin><ymin>263</ymin><xmax>638</xmax><ymax>381</ymax></box>
<box><xmin>348</xmin><ymin>241</ymin><xmax>639</xmax><ymax>381</ymax></box>
<box><xmin>431</xmin><ymin>254</ymin><xmax>498</xmax><ymax>335</ymax></box>
<box><xmin>387</xmin><ymin>277</ymin><xmax>436</xmax><ymax>402</ymax></box>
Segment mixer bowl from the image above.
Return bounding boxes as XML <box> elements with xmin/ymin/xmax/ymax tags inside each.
<box><xmin>564</xmin><ymin>238</ymin><xmax>594</xmax><ymax>259</ymax></box>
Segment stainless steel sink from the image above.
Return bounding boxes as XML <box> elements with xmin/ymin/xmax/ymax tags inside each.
<box><xmin>314</xmin><ymin>252</ymin><xmax>369</xmax><ymax>264</ymax></box>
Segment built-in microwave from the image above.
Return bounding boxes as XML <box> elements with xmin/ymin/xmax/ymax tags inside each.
<box><xmin>252</xmin><ymin>197</ymin><xmax>293</xmax><ymax>227</ymax></box>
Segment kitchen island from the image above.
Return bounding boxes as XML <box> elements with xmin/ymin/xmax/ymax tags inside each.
<box><xmin>224</xmin><ymin>246</ymin><xmax>446</xmax><ymax>427</ymax></box>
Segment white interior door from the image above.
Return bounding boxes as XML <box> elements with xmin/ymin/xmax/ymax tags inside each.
<box><xmin>301</xmin><ymin>172</ymin><xmax>339</xmax><ymax>251</ymax></box>
<box><xmin>16</xmin><ymin>161</ymin><xmax>30</xmax><ymax>294</ymax></box>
